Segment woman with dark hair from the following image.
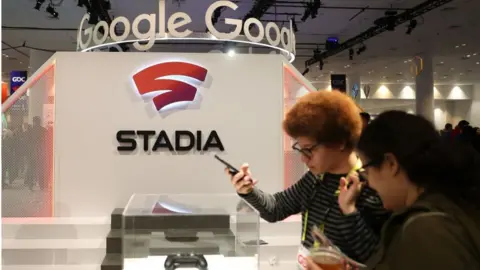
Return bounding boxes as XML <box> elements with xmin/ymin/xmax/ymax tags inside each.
<box><xmin>227</xmin><ymin>91</ymin><xmax>391</xmax><ymax>268</ymax></box>
<box><xmin>307</xmin><ymin>110</ymin><xmax>480</xmax><ymax>270</ymax></box>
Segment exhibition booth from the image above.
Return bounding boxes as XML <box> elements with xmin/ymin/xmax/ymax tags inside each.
<box><xmin>0</xmin><ymin>1</ymin><xmax>321</xmax><ymax>269</ymax></box>
<box><xmin>2</xmin><ymin>51</ymin><xmax>314</xmax><ymax>269</ymax></box>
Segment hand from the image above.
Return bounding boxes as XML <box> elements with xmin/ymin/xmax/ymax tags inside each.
<box><xmin>227</xmin><ymin>163</ymin><xmax>257</xmax><ymax>195</ymax></box>
<box><xmin>337</xmin><ymin>172</ymin><xmax>363</xmax><ymax>215</ymax></box>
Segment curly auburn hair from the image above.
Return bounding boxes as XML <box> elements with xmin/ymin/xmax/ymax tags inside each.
<box><xmin>283</xmin><ymin>90</ymin><xmax>362</xmax><ymax>149</ymax></box>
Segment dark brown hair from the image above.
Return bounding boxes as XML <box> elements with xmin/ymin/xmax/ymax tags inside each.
<box><xmin>283</xmin><ymin>90</ymin><xmax>362</xmax><ymax>148</ymax></box>
<box><xmin>357</xmin><ymin>110</ymin><xmax>480</xmax><ymax>208</ymax></box>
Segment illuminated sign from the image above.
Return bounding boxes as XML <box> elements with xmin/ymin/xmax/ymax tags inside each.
<box><xmin>132</xmin><ymin>61</ymin><xmax>208</xmax><ymax>112</ymax></box>
<box><xmin>77</xmin><ymin>0</ymin><xmax>296</xmax><ymax>55</ymax></box>
<box><xmin>10</xmin><ymin>71</ymin><xmax>28</xmax><ymax>95</ymax></box>
<box><xmin>116</xmin><ymin>130</ymin><xmax>225</xmax><ymax>152</ymax></box>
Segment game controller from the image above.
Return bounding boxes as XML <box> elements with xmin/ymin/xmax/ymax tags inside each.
<box><xmin>164</xmin><ymin>253</ymin><xmax>208</xmax><ymax>270</ymax></box>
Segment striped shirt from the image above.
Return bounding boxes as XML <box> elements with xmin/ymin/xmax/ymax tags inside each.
<box><xmin>240</xmin><ymin>171</ymin><xmax>391</xmax><ymax>263</ymax></box>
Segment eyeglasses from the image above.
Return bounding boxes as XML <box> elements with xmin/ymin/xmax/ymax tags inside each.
<box><xmin>292</xmin><ymin>142</ymin><xmax>320</xmax><ymax>158</ymax></box>
<box><xmin>355</xmin><ymin>159</ymin><xmax>381</xmax><ymax>179</ymax></box>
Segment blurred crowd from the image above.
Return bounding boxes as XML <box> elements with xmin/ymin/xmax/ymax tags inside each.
<box><xmin>2</xmin><ymin>116</ymin><xmax>52</xmax><ymax>190</ymax></box>
<box><xmin>440</xmin><ymin>120</ymin><xmax>480</xmax><ymax>152</ymax></box>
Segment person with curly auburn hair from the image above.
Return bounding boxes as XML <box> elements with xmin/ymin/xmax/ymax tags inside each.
<box><xmin>226</xmin><ymin>90</ymin><xmax>391</xmax><ymax>268</ymax></box>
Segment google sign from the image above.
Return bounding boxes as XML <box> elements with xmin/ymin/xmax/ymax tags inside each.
<box><xmin>77</xmin><ymin>0</ymin><xmax>296</xmax><ymax>61</ymax></box>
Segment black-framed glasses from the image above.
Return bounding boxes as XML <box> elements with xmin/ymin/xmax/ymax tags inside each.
<box><xmin>355</xmin><ymin>159</ymin><xmax>381</xmax><ymax>178</ymax></box>
<box><xmin>292</xmin><ymin>142</ymin><xmax>320</xmax><ymax>158</ymax></box>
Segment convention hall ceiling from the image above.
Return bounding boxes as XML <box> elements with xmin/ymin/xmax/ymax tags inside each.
<box><xmin>2</xmin><ymin>0</ymin><xmax>479</xmax><ymax>84</ymax></box>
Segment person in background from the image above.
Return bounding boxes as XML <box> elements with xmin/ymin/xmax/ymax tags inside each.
<box><xmin>307</xmin><ymin>111</ymin><xmax>480</xmax><ymax>270</ymax></box>
<box><xmin>440</xmin><ymin>123</ymin><xmax>453</xmax><ymax>142</ymax></box>
<box><xmin>451</xmin><ymin>120</ymin><xmax>469</xmax><ymax>142</ymax></box>
<box><xmin>359</xmin><ymin>112</ymin><xmax>371</xmax><ymax>131</ymax></box>
<box><xmin>25</xmin><ymin>117</ymin><xmax>47</xmax><ymax>191</ymax></box>
<box><xmin>2</xmin><ymin>129</ymin><xmax>14</xmax><ymax>188</ymax></box>
<box><xmin>227</xmin><ymin>91</ymin><xmax>390</xmax><ymax>267</ymax></box>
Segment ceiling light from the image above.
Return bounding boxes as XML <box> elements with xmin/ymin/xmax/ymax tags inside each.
<box><xmin>356</xmin><ymin>44</ymin><xmax>367</xmax><ymax>55</ymax></box>
<box><xmin>466</xmin><ymin>54</ymin><xmax>471</xmax><ymax>58</ymax></box>
<box><xmin>476</xmin><ymin>62</ymin><xmax>480</xmax><ymax>65</ymax></box>
<box><xmin>462</xmin><ymin>44</ymin><xmax>466</xmax><ymax>46</ymax></box>
<box><xmin>46</xmin><ymin>4</ymin><xmax>59</xmax><ymax>18</ymax></box>
<box><xmin>473</xmin><ymin>53</ymin><xmax>478</xmax><ymax>56</ymax></box>
<box><xmin>440</xmin><ymin>61</ymin><xmax>444</xmax><ymax>64</ymax></box>
<box><xmin>34</xmin><ymin>0</ymin><xmax>45</xmax><ymax>10</ymax></box>
<box><xmin>455</xmin><ymin>45</ymin><xmax>459</xmax><ymax>48</ymax></box>
<box><xmin>406</xmin><ymin>19</ymin><xmax>417</xmax><ymax>35</ymax></box>
<box><xmin>450</xmin><ymin>68</ymin><xmax>454</xmax><ymax>70</ymax></box>
<box><xmin>302</xmin><ymin>67</ymin><xmax>310</xmax><ymax>76</ymax></box>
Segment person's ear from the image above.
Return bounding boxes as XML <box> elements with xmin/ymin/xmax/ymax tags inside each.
<box><xmin>383</xmin><ymin>153</ymin><xmax>400</xmax><ymax>176</ymax></box>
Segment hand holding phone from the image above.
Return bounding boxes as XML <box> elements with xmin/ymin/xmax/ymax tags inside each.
<box><xmin>214</xmin><ymin>155</ymin><xmax>239</xmax><ymax>176</ymax></box>
<box><xmin>214</xmin><ymin>155</ymin><xmax>257</xmax><ymax>194</ymax></box>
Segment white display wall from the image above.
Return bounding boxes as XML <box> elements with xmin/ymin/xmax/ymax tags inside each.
<box><xmin>51</xmin><ymin>52</ymin><xmax>289</xmax><ymax>217</ymax></box>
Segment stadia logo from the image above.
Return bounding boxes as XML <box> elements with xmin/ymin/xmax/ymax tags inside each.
<box><xmin>132</xmin><ymin>61</ymin><xmax>208</xmax><ymax>112</ymax></box>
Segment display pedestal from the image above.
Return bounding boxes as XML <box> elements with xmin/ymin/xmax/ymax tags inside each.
<box><xmin>119</xmin><ymin>194</ymin><xmax>260</xmax><ymax>270</ymax></box>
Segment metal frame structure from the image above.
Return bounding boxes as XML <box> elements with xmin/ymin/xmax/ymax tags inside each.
<box><xmin>305</xmin><ymin>0</ymin><xmax>454</xmax><ymax>67</ymax></box>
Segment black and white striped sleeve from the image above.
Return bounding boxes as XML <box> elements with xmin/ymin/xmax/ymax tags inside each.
<box><xmin>239</xmin><ymin>173</ymin><xmax>315</xmax><ymax>223</ymax></box>
<box><xmin>338</xmin><ymin>186</ymin><xmax>392</xmax><ymax>263</ymax></box>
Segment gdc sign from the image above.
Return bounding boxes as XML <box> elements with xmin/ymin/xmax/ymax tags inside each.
<box><xmin>12</xmin><ymin>77</ymin><xmax>26</xmax><ymax>83</ymax></box>
<box><xmin>77</xmin><ymin>0</ymin><xmax>296</xmax><ymax>54</ymax></box>
<box><xmin>10</xmin><ymin>71</ymin><xmax>28</xmax><ymax>95</ymax></box>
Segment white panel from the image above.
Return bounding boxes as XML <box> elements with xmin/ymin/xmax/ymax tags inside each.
<box><xmin>53</xmin><ymin>52</ymin><xmax>285</xmax><ymax>217</ymax></box>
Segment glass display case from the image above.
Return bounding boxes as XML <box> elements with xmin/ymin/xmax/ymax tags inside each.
<box><xmin>122</xmin><ymin>194</ymin><xmax>260</xmax><ymax>270</ymax></box>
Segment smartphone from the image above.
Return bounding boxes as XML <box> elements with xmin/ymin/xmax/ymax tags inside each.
<box><xmin>214</xmin><ymin>155</ymin><xmax>239</xmax><ymax>176</ymax></box>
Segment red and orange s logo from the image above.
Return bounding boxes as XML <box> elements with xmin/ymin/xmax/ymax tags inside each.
<box><xmin>132</xmin><ymin>61</ymin><xmax>208</xmax><ymax>112</ymax></box>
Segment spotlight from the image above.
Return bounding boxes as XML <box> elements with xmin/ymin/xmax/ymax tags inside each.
<box><xmin>102</xmin><ymin>0</ymin><xmax>111</xmax><ymax>10</ymax></box>
<box><xmin>34</xmin><ymin>0</ymin><xmax>45</xmax><ymax>10</ymax></box>
<box><xmin>77</xmin><ymin>0</ymin><xmax>84</xmax><ymax>7</ymax></box>
<box><xmin>311</xmin><ymin>0</ymin><xmax>321</xmax><ymax>19</ymax></box>
<box><xmin>291</xmin><ymin>18</ymin><xmax>298</xmax><ymax>32</ymax></box>
<box><xmin>46</xmin><ymin>4</ymin><xmax>59</xmax><ymax>18</ymax></box>
<box><xmin>356</xmin><ymin>44</ymin><xmax>367</xmax><ymax>55</ymax></box>
<box><xmin>406</xmin><ymin>19</ymin><xmax>417</xmax><ymax>35</ymax></box>
<box><xmin>88</xmin><ymin>12</ymin><xmax>99</xmax><ymax>24</ymax></box>
<box><xmin>319</xmin><ymin>59</ymin><xmax>324</xmax><ymax>70</ymax></box>
<box><xmin>301</xmin><ymin>8</ymin><xmax>310</xmax><ymax>22</ymax></box>
<box><xmin>349</xmin><ymin>48</ymin><xmax>354</xmax><ymax>60</ymax></box>
<box><xmin>302</xmin><ymin>67</ymin><xmax>310</xmax><ymax>76</ymax></box>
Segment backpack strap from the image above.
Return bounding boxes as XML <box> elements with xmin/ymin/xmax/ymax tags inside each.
<box><xmin>402</xmin><ymin>211</ymin><xmax>448</xmax><ymax>239</ymax></box>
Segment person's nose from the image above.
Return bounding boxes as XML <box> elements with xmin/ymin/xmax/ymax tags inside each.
<box><xmin>300</xmin><ymin>154</ymin><xmax>309</xmax><ymax>164</ymax></box>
